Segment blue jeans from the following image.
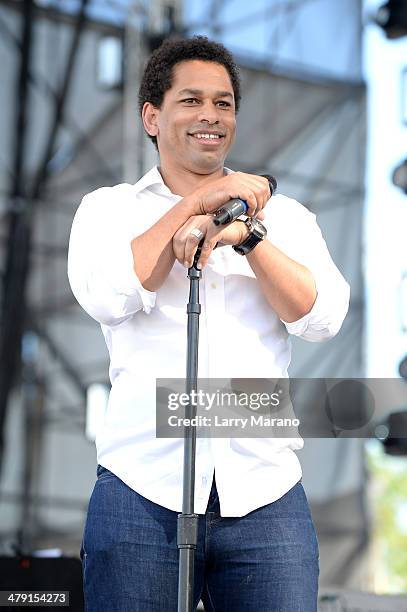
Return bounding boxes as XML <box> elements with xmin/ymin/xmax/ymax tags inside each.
<box><xmin>81</xmin><ymin>466</ymin><xmax>319</xmax><ymax>611</ymax></box>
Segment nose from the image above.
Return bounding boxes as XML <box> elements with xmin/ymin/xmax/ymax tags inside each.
<box><xmin>196</xmin><ymin>101</ymin><xmax>219</xmax><ymax>124</ymax></box>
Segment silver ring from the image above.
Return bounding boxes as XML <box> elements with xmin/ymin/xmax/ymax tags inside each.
<box><xmin>190</xmin><ymin>228</ymin><xmax>204</xmax><ymax>240</ymax></box>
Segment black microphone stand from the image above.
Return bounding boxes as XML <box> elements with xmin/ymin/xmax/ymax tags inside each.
<box><xmin>176</xmin><ymin>173</ymin><xmax>277</xmax><ymax>610</ymax></box>
<box><xmin>177</xmin><ymin>243</ymin><xmax>203</xmax><ymax>612</ymax></box>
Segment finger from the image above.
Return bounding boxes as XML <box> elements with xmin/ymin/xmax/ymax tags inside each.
<box><xmin>239</xmin><ymin>190</ymin><xmax>257</xmax><ymax>217</ymax></box>
<box><xmin>174</xmin><ymin>227</ymin><xmax>200</xmax><ymax>266</ymax></box>
<box><xmin>172</xmin><ymin>228</ymin><xmax>187</xmax><ymax>264</ymax></box>
<box><xmin>184</xmin><ymin>230</ymin><xmax>205</xmax><ymax>267</ymax></box>
<box><xmin>197</xmin><ymin>237</ymin><xmax>218</xmax><ymax>269</ymax></box>
<box><xmin>242</xmin><ymin>175</ymin><xmax>271</xmax><ymax>214</ymax></box>
<box><xmin>240</xmin><ymin>183</ymin><xmax>264</xmax><ymax>217</ymax></box>
<box><xmin>259</xmin><ymin>176</ymin><xmax>272</xmax><ymax>208</ymax></box>
<box><xmin>228</xmin><ymin>175</ymin><xmax>259</xmax><ymax>217</ymax></box>
<box><xmin>173</xmin><ymin>217</ymin><xmax>207</xmax><ymax>266</ymax></box>
<box><xmin>193</xmin><ymin>222</ymin><xmax>221</xmax><ymax>268</ymax></box>
<box><xmin>249</xmin><ymin>181</ymin><xmax>269</xmax><ymax>215</ymax></box>
<box><xmin>246</xmin><ymin>173</ymin><xmax>271</xmax><ymax>197</ymax></box>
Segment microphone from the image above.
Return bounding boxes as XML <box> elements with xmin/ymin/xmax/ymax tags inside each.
<box><xmin>212</xmin><ymin>198</ymin><xmax>247</xmax><ymax>226</ymax></box>
<box><xmin>212</xmin><ymin>174</ymin><xmax>277</xmax><ymax>226</ymax></box>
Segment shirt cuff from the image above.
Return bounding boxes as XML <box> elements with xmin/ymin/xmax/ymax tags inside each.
<box><xmin>281</xmin><ymin>289</ymin><xmax>321</xmax><ymax>336</ymax></box>
<box><xmin>281</xmin><ymin>273</ymin><xmax>350</xmax><ymax>341</ymax></box>
<box><xmin>102</xmin><ymin>239</ymin><xmax>156</xmax><ymax>314</ymax></box>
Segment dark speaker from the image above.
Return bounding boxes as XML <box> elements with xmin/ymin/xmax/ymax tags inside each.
<box><xmin>0</xmin><ymin>557</ymin><xmax>84</xmax><ymax>611</ymax></box>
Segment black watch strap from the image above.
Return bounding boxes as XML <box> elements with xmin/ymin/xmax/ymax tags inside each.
<box><xmin>233</xmin><ymin>218</ymin><xmax>267</xmax><ymax>256</ymax></box>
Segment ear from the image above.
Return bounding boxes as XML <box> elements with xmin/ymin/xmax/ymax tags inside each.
<box><xmin>142</xmin><ymin>102</ymin><xmax>159</xmax><ymax>137</ymax></box>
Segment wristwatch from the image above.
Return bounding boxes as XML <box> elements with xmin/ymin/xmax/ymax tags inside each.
<box><xmin>232</xmin><ymin>217</ymin><xmax>267</xmax><ymax>256</ymax></box>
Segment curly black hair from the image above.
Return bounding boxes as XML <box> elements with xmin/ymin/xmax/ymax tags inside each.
<box><xmin>138</xmin><ymin>36</ymin><xmax>241</xmax><ymax>150</ymax></box>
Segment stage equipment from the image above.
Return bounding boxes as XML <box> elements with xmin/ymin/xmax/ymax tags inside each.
<box><xmin>177</xmin><ymin>240</ymin><xmax>202</xmax><ymax>612</ymax></box>
<box><xmin>392</xmin><ymin>158</ymin><xmax>407</xmax><ymax>193</ymax></box>
<box><xmin>375</xmin><ymin>0</ymin><xmax>407</xmax><ymax>39</ymax></box>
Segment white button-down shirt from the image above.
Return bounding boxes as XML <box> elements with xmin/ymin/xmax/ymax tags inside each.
<box><xmin>68</xmin><ymin>166</ymin><xmax>349</xmax><ymax>517</ymax></box>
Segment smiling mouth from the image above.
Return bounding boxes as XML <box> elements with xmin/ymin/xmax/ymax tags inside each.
<box><xmin>188</xmin><ymin>133</ymin><xmax>225</xmax><ymax>145</ymax></box>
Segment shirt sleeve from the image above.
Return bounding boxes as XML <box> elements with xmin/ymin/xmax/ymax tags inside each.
<box><xmin>67</xmin><ymin>187</ymin><xmax>156</xmax><ymax>326</ymax></box>
<box><xmin>264</xmin><ymin>195</ymin><xmax>350</xmax><ymax>343</ymax></box>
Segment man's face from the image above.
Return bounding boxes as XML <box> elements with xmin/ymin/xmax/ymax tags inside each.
<box><xmin>152</xmin><ymin>60</ymin><xmax>236</xmax><ymax>174</ymax></box>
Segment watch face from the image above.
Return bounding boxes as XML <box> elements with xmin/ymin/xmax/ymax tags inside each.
<box><xmin>233</xmin><ymin>217</ymin><xmax>267</xmax><ymax>255</ymax></box>
<box><xmin>249</xmin><ymin>218</ymin><xmax>267</xmax><ymax>238</ymax></box>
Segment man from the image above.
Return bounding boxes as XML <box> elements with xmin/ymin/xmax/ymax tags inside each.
<box><xmin>68</xmin><ymin>36</ymin><xmax>349</xmax><ymax>611</ymax></box>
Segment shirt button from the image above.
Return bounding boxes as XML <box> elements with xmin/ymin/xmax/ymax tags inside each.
<box><xmin>202</xmin><ymin>476</ymin><xmax>207</xmax><ymax>486</ymax></box>
<box><xmin>210</xmin><ymin>282</ymin><xmax>217</xmax><ymax>289</ymax></box>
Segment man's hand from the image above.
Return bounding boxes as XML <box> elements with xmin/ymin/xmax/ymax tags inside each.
<box><xmin>131</xmin><ymin>172</ymin><xmax>270</xmax><ymax>292</ymax></box>
<box><xmin>173</xmin><ymin>212</ymin><xmax>264</xmax><ymax>269</ymax></box>
<box><xmin>188</xmin><ymin>172</ymin><xmax>271</xmax><ymax>218</ymax></box>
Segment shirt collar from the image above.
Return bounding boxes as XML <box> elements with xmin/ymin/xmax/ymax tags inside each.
<box><xmin>132</xmin><ymin>166</ymin><xmax>167</xmax><ymax>195</ymax></box>
<box><xmin>133</xmin><ymin>165</ymin><xmax>235</xmax><ymax>198</ymax></box>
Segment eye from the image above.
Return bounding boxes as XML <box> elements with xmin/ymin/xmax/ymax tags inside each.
<box><xmin>181</xmin><ymin>98</ymin><xmax>199</xmax><ymax>104</ymax></box>
<box><xmin>217</xmin><ymin>101</ymin><xmax>231</xmax><ymax>107</ymax></box>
